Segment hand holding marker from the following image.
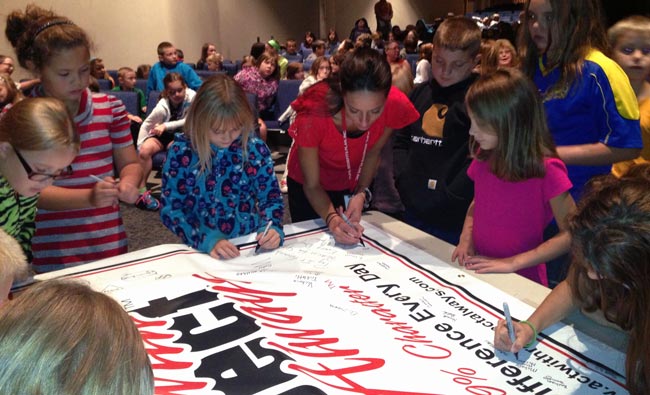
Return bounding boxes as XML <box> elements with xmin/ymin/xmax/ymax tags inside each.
<box><xmin>339</xmin><ymin>210</ymin><xmax>365</xmax><ymax>247</ymax></box>
<box><xmin>255</xmin><ymin>220</ymin><xmax>273</xmax><ymax>253</ymax></box>
<box><xmin>503</xmin><ymin>302</ymin><xmax>519</xmax><ymax>360</ymax></box>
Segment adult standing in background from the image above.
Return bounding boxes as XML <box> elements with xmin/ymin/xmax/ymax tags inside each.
<box><xmin>375</xmin><ymin>0</ymin><xmax>393</xmax><ymax>40</ymax></box>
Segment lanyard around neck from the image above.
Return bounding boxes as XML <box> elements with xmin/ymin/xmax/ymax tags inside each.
<box><xmin>341</xmin><ymin>109</ymin><xmax>370</xmax><ymax>191</ymax></box>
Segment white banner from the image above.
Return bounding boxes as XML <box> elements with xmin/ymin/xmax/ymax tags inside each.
<box><xmin>39</xmin><ymin>220</ymin><xmax>627</xmax><ymax>395</ymax></box>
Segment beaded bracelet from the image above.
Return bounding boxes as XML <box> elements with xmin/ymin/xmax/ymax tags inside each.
<box><xmin>325</xmin><ymin>212</ymin><xmax>339</xmax><ymax>227</ymax></box>
<box><xmin>520</xmin><ymin>320</ymin><xmax>538</xmax><ymax>347</ymax></box>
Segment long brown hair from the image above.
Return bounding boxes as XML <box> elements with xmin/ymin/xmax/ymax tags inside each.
<box><xmin>567</xmin><ymin>165</ymin><xmax>650</xmax><ymax>395</ymax></box>
<box><xmin>518</xmin><ymin>0</ymin><xmax>609</xmax><ymax>94</ymax></box>
<box><xmin>465</xmin><ymin>68</ymin><xmax>556</xmax><ymax>181</ymax></box>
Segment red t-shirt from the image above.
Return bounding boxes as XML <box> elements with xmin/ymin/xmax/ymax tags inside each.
<box><xmin>288</xmin><ymin>83</ymin><xmax>419</xmax><ymax>191</ymax></box>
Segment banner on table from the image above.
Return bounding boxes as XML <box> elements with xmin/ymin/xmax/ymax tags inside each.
<box><xmin>54</xmin><ymin>221</ymin><xmax>627</xmax><ymax>395</ymax></box>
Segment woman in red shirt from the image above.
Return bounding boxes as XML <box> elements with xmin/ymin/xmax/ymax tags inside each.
<box><xmin>287</xmin><ymin>47</ymin><xmax>419</xmax><ymax>245</ymax></box>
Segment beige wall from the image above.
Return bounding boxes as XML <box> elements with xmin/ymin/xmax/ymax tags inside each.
<box><xmin>1</xmin><ymin>0</ymin><xmax>468</xmax><ymax>81</ymax></box>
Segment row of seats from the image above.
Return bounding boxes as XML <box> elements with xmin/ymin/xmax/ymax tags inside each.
<box><xmin>107</xmin><ymin>83</ymin><xmax>278</xmax><ymax>169</ymax></box>
<box><xmin>97</xmin><ymin>70</ymin><xmax>229</xmax><ymax>92</ymax></box>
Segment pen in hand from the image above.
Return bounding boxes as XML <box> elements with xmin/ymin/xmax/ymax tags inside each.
<box><xmin>255</xmin><ymin>220</ymin><xmax>273</xmax><ymax>253</ymax></box>
<box><xmin>89</xmin><ymin>174</ymin><xmax>108</xmax><ymax>183</ymax></box>
<box><xmin>339</xmin><ymin>210</ymin><xmax>365</xmax><ymax>247</ymax></box>
<box><xmin>503</xmin><ymin>302</ymin><xmax>519</xmax><ymax>361</ymax></box>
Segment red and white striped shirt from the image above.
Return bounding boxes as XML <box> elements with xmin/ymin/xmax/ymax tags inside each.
<box><xmin>32</xmin><ymin>89</ymin><xmax>133</xmax><ymax>272</ymax></box>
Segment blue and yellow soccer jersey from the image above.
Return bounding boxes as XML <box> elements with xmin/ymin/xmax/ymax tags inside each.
<box><xmin>535</xmin><ymin>49</ymin><xmax>641</xmax><ymax>199</ymax></box>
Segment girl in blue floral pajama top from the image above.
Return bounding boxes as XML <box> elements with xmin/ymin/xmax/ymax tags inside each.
<box><xmin>160</xmin><ymin>75</ymin><xmax>284</xmax><ymax>259</ymax></box>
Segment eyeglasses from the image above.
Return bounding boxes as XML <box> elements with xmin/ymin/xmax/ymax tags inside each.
<box><xmin>13</xmin><ymin>146</ymin><xmax>73</xmax><ymax>181</ymax></box>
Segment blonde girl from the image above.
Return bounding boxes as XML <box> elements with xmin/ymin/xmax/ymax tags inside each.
<box><xmin>6</xmin><ymin>5</ymin><xmax>143</xmax><ymax>272</ymax></box>
<box><xmin>205</xmin><ymin>53</ymin><xmax>223</xmax><ymax>72</ymax></box>
<box><xmin>0</xmin><ymin>98</ymin><xmax>78</xmax><ymax>262</ymax></box>
<box><xmin>160</xmin><ymin>74</ymin><xmax>284</xmax><ymax>260</ymax></box>
<box><xmin>451</xmin><ymin>68</ymin><xmax>576</xmax><ymax>286</ymax></box>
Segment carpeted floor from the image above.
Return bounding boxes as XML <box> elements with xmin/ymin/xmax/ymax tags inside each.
<box><xmin>123</xmin><ymin>139</ymin><xmax>291</xmax><ymax>252</ymax></box>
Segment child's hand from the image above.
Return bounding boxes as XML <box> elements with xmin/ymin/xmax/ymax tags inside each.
<box><xmin>209</xmin><ymin>239</ymin><xmax>240</xmax><ymax>260</ymax></box>
<box><xmin>464</xmin><ymin>256</ymin><xmax>515</xmax><ymax>274</ymax></box>
<box><xmin>451</xmin><ymin>236</ymin><xmax>475</xmax><ymax>266</ymax></box>
<box><xmin>127</xmin><ymin>114</ymin><xmax>143</xmax><ymax>123</ymax></box>
<box><xmin>90</xmin><ymin>177</ymin><xmax>119</xmax><ymax>208</ymax></box>
<box><xmin>116</xmin><ymin>180</ymin><xmax>139</xmax><ymax>204</ymax></box>
<box><xmin>150</xmin><ymin>124</ymin><xmax>166</xmax><ymax>136</ymax></box>
<box><xmin>256</xmin><ymin>228</ymin><xmax>281</xmax><ymax>251</ymax></box>
<box><xmin>494</xmin><ymin>319</ymin><xmax>534</xmax><ymax>354</ymax></box>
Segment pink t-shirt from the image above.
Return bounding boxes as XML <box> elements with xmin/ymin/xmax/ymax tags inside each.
<box><xmin>287</xmin><ymin>83</ymin><xmax>419</xmax><ymax>192</ymax></box>
<box><xmin>468</xmin><ymin>157</ymin><xmax>572</xmax><ymax>286</ymax></box>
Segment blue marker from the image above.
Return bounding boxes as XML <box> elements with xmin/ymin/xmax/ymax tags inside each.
<box><xmin>503</xmin><ymin>302</ymin><xmax>519</xmax><ymax>360</ymax></box>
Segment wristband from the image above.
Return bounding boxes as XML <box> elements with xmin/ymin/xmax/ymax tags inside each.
<box><xmin>520</xmin><ymin>320</ymin><xmax>537</xmax><ymax>347</ymax></box>
<box><xmin>325</xmin><ymin>212</ymin><xmax>338</xmax><ymax>227</ymax></box>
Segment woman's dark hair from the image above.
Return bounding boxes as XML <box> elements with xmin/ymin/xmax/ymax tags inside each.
<box><xmin>567</xmin><ymin>164</ymin><xmax>650</xmax><ymax>395</ymax></box>
<box><xmin>199</xmin><ymin>42</ymin><xmax>214</xmax><ymax>63</ymax></box>
<box><xmin>326</xmin><ymin>46</ymin><xmax>392</xmax><ymax>115</ymax></box>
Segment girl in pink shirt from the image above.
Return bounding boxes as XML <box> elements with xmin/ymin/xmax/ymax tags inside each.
<box><xmin>451</xmin><ymin>68</ymin><xmax>575</xmax><ymax>286</ymax></box>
